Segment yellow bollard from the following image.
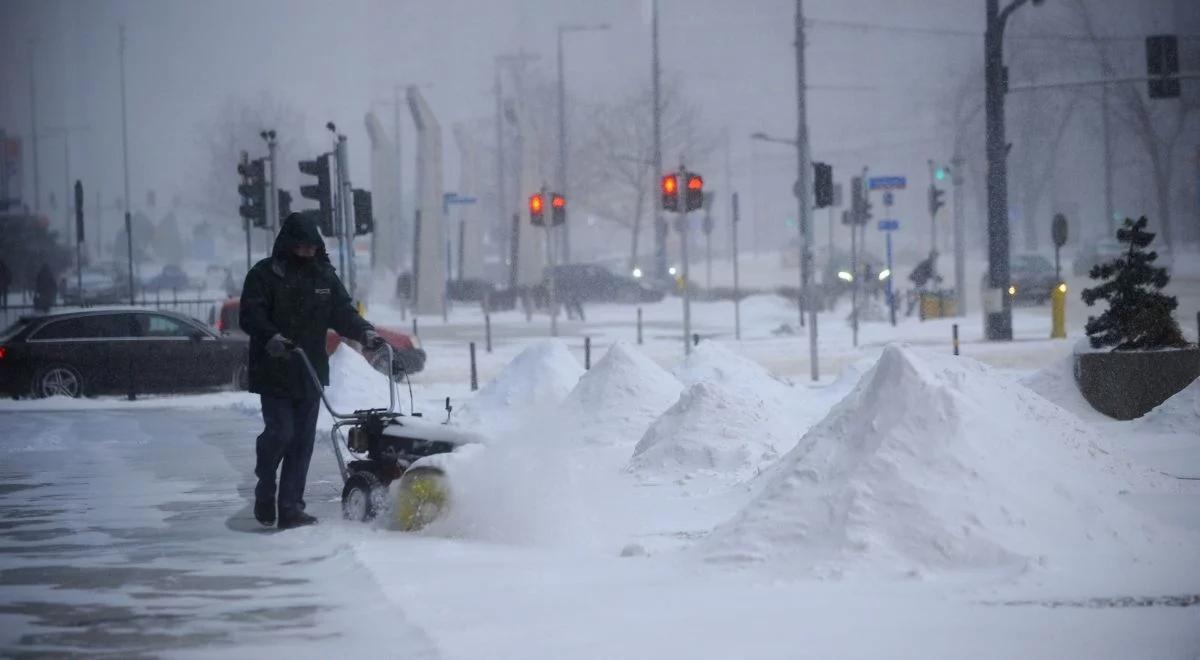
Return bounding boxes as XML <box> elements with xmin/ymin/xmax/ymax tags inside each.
<box><xmin>1050</xmin><ymin>282</ymin><xmax>1067</xmax><ymax>339</ymax></box>
<box><xmin>356</xmin><ymin>300</ymin><xmax>366</xmax><ymax>316</ymax></box>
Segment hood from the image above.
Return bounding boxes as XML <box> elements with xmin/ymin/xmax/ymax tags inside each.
<box><xmin>272</xmin><ymin>213</ymin><xmax>330</xmax><ymax>263</ymax></box>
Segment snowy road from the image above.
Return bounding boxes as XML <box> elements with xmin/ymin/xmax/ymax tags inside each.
<box><xmin>0</xmin><ymin>409</ymin><xmax>439</xmax><ymax>659</ymax></box>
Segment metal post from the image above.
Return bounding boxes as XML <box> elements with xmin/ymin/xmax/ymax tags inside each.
<box><xmin>951</xmin><ymin>154</ymin><xmax>966</xmax><ymax>316</ymax></box>
<box><xmin>679</xmin><ymin>169</ymin><xmax>692</xmax><ymax>356</ymax></box>
<box><xmin>850</xmin><ymin>209</ymin><xmax>859</xmax><ymax>347</ymax></box>
<box><xmin>394</xmin><ymin>84</ymin><xmax>404</xmax><ymax>267</ymax></box>
<box><xmin>984</xmin><ymin>0</ymin><xmax>1022</xmax><ymax>341</ymax></box>
<box><xmin>927</xmin><ymin>159</ymin><xmax>937</xmax><ymax>253</ymax></box>
<box><xmin>412</xmin><ymin>317</ymin><xmax>418</xmax><ymax>338</ymax></box>
<box><xmin>495</xmin><ymin>67</ymin><xmax>507</xmax><ymax>280</ymax></box>
<box><xmin>335</xmin><ymin>135</ymin><xmax>356</xmax><ymax>297</ymax></box>
<box><xmin>266</xmin><ymin>133</ymin><xmax>278</xmax><ymax>230</ymax></box>
<box><xmin>886</xmin><ymin>230</ymin><xmax>896</xmax><ymax>326</ymax></box>
<box><xmin>795</xmin><ymin>0</ymin><xmax>818</xmax><ymax>381</ymax></box>
<box><xmin>469</xmin><ymin>342</ymin><xmax>478</xmax><ymax>391</ymax></box>
<box><xmin>556</xmin><ymin>28</ymin><xmax>569</xmax><ymax>263</ymax></box>
<box><xmin>637</xmin><ymin>306</ymin><xmax>643</xmax><ymax>345</ymax></box>
<box><xmin>28</xmin><ymin>39</ymin><xmax>39</xmax><ymax>215</ymax></box>
<box><xmin>732</xmin><ymin>192</ymin><xmax>742</xmax><ymax>341</ymax></box>
<box><xmin>584</xmin><ymin>336</ymin><xmax>591</xmax><ymax>370</ymax></box>
<box><xmin>1101</xmin><ymin>86</ymin><xmax>1114</xmax><ymax>236</ymax></box>
<box><xmin>119</xmin><ymin>26</ymin><xmax>135</xmax><ymax>305</ymax></box>
<box><xmin>651</xmin><ymin>0</ymin><xmax>667</xmax><ymax>281</ymax></box>
<box><xmin>485</xmin><ymin>312</ymin><xmax>492</xmax><ymax>353</ymax></box>
<box><xmin>953</xmin><ymin>323</ymin><xmax>960</xmax><ymax>355</ymax></box>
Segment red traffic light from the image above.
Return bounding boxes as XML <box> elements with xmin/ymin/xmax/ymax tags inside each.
<box><xmin>551</xmin><ymin>194</ymin><xmax>565</xmax><ymax>209</ymax></box>
<box><xmin>529</xmin><ymin>194</ymin><xmax>544</xmax><ymax>214</ymax></box>
<box><xmin>662</xmin><ymin>174</ymin><xmax>677</xmax><ymax>195</ymax></box>
<box><xmin>686</xmin><ymin>174</ymin><xmax>703</xmax><ymax>191</ymax></box>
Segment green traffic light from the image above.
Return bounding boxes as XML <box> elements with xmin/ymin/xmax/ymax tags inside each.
<box><xmin>934</xmin><ymin>167</ymin><xmax>947</xmax><ymax>181</ymax></box>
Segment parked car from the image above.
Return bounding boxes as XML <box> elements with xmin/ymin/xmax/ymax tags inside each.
<box><xmin>144</xmin><ymin>264</ymin><xmax>191</xmax><ymax>292</ymax></box>
<box><xmin>58</xmin><ymin>268</ymin><xmax>131</xmax><ymax>305</ymax></box>
<box><xmin>546</xmin><ymin>263</ymin><xmax>665</xmax><ymax>304</ymax></box>
<box><xmin>211</xmin><ymin>297</ymin><xmax>425</xmax><ymax>375</ymax></box>
<box><xmin>1008</xmin><ymin>254</ymin><xmax>1059</xmax><ymax>304</ymax></box>
<box><xmin>0</xmin><ymin>308</ymin><xmax>249</xmax><ymax>398</ymax></box>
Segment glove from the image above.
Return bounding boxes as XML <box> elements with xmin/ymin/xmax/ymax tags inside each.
<box><xmin>363</xmin><ymin>329</ymin><xmax>386</xmax><ymax>351</ymax></box>
<box><xmin>266</xmin><ymin>334</ymin><xmax>292</xmax><ymax>359</ymax></box>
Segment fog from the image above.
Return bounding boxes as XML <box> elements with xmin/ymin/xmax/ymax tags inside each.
<box><xmin>1</xmin><ymin>0</ymin><xmax>1197</xmax><ymax>281</ymax></box>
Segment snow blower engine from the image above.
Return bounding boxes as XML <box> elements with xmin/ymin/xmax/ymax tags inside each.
<box><xmin>291</xmin><ymin>343</ymin><xmax>483</xmax><ymax>530</ymax></box>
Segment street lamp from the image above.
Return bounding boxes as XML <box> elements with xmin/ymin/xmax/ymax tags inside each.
<box><xmin>557</xmin><ymin>22</ymin><xmax>610</xmax><ymax>264</ymax></box>
<box><xmin>983</xmin><ymin>0</ymin><xmax>1043</xmax><ymax>340</ymax></box>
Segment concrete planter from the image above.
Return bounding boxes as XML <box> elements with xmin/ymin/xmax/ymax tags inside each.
<box><xmin>1074</xmin><ymin>346</ymin><xmax>1200</xmax><ymax>420</ymax></box>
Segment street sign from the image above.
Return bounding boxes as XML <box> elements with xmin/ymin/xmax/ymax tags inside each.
<box><xmin>883</xmin><ymin>191</ymin><xmax>894</xmax><ymax>207</ymax></box>
<box><xmin>868</xmin><ymin>176</ymin><xmax>906</xmax><ymax>191</ymax></box>
<box><xmin>443</xmin><ymin>192</ymin><xmax>478</xmax><ymax>214</ymax></box>
<box><xmin>1051</xmin><ymin>213</ymin><xmax>1068</xmax><ymax>247</ymax></box>
<box><xmin>878</xmin><ymin>219</ymin><xmax>900</xmax><ymax>231</ymax></box>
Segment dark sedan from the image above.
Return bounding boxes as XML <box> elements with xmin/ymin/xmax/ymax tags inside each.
<box><xmin>547</xmin><ymin>264</ymin><xmax>665</xmax><ymax>304</ymax></box>
<box><xmin>1008</xmin><ymin>254</ymin><xmax>1059</xmax><ymax>304</ymax></box>
<box><xmin>0</xmin><ymin>308</ymin><xmax>249</xmax><ymax>398</ymax></box>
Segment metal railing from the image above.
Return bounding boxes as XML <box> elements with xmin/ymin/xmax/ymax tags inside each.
<box><xmin>0</xmin><ymin>287</ymin><xmax>231</xmax><ymax>330</ymax></box>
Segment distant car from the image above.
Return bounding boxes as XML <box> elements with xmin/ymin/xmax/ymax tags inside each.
<box><xmin>59</xmin><ymin>269</ymin><xmax>130</xmax><ymax>305</ymax></box>
<box><xmin>212</xmin><ymin>297</ymin><xmax>425</xmax><ymax>375</ymax></box>
<box><xmin>144</xmin><ymin>264</ymin><xmax>191</xmax><ymax>292</ymax></box>
<box><xmin>0</xmin><ymin>308</ymin><xmax>249</xmax><ymax>398</ymax></box>
<box><xmin>547</xmin><ymin>264</ymin><xmax>664</xmax><ymax>304</ymax></box>
<box><xmin>1008</xmin><ymin>254</ymin><xmax>1059</xmax><ymax>304</ymax></box>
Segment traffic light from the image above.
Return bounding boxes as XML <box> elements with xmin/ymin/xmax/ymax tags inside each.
<box><xmin>277</xmin><ymin>189</ymin><xmax>292</xmax><ymax>221</ymax></box>
<box><xmin>934</xmin><ymin>167</ymin><xmax>947</xmax><ymax>181</ymax></box>
<box><xmin>550</xmin><ymin>193</ymin><xmax>566</xmax><ymax>226</ymax></box>
<box><xmin>74</xmin><ymin>180</ymin><xmax>84</xmax><ymax>242</ymax></box>
<box><xmin>813</xmin><ymin>162</ymin><xmax>833</xmax><ymax>208</ymax></box>
<box><xmin>684</xmin><ymin>173</ymin><xmax>703</xmax><ymax>212</ymax></box>
<box><xmin>661</xmin><ymin>174</ymin><xmax>679</xmax><ymax>212</ymax></box>
<box><xmin>529</xmin><ymin>193</ymin><xmax>545</xmax><ymax>226</ymax></box>
<box><xmin>237</xmin><ymin>157</ymin><xmax>267</xmax><ymax>228</ymax></box>
<box><xmin>352</xmin><ymin>188</ymin><xmax>373</xmax><ymax>235</ymax></box>
<box><xmin>849</xmin><ymin>176</ymin><xmax>863</xmax><ymax>224</ymax></box>
<box><xmin>1146</xmin><ymin>35</ymin><xmax>1180</xmax><ymax>99</ymax></box>
<box><xmin>298</xmin><ymin>154</ymin><xmax>333</xmax><ymax>236</ymax></box>
<box><xmin>928</xmin><ymin>185</ymin><xmax>945</xmax><ymax>217</ymax></box>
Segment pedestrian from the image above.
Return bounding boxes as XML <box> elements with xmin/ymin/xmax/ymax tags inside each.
<box><xmin>0</xmin><ymin>258</ymin><xmax>10</xmax><ymax>309</ymax></box>
<box><xmin>240</xmin><ymin>213</ymin><xmax>385</xmax><ymax>530</ymax></box>
<box><xmin>33</xmin><ymin>264</ymin><xmax>57</xmax><ymax>313</ymax></box>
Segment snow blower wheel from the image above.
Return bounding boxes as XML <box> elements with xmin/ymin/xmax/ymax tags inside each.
<box><xmin>342</xmin><ymin>471</ymin><xmax>384</xmax><ymax>522</ymax></box>
<box><xmin>392</xmin><ymin>466</ymin><xmax>448</xmax><ymax>531</ymax></box>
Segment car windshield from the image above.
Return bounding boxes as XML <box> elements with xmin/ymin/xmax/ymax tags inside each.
<box><xmin>1013</xmin><ymin>255</ymin><xmax>1051</xmax><ymax>271</ymax></box>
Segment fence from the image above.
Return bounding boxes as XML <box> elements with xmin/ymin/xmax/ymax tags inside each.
<box><xmin>0</xmin><ymin>287</ymin><xmax>228</xmax><ymax>330</ymax></box>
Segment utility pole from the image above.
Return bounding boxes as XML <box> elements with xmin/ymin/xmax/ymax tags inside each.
<box><xmin>679</xmin><ymin>167</ymin><xmax>692</xmax><ymax>356</ymax></box>
<box><xmin>494</xmin><ymin>65</ymin><xmax>507</xmax><ymax>282</ymax></box>
<box><xmin>262</xmin><ymin>130</ymin><xmax>278</xmax><ymax>230</ymax></box>
<box><xmin>984</xmin><ymin>0</ymin><xmax>1038</xmax><ymax>341</ymax></box>
<box><xmin>119</xmin><ymin>25</ymin><xmax>134</xmax><ymax>305</ymax></box>
<box><xmin>651</xmin><ymin>0</ymin><xmax>667</xmax><ymax>282</ymax></box>
<box><xmin>1101</xmin><ymin>85</ymin><xmax>1114</xmax><ymax>236</ymax></box>
<box><xmin>795</xmin><ymin>0</ymin><xmax>818</xmax><ymax>381</ymax></box>
<box><xmin>335</xmin><ymin>133</ymin><xmax>356</xmax><ymax>296</ymax></box>
<box><xmin>28</xmin><ymin>39</ymin><xmax>40</xmax><ymax>215</ymax></box>
<box><xmin>732</xmin><ymin>191</ymin><xmax>741</xmax><ymax>341</ymax></box>
<box><xmin>394</xmin><ymin>84</ymin><xmax>404</xmax><ymax>262</ymax></box>
<box><xmin>951</xmin><ymin>153</ymin><xmax>966</xmax><ymax>316</ymax></box>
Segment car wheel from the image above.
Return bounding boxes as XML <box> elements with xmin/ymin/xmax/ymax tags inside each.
<box><xmin>232</xmin><ymin>364</ymin><xmax>249</xmax><ymax>391</ymax></box>
<box><xmin>32</xmin><ymin>364</ymin><xmax>84</xmax><ymax>398</ymax></box>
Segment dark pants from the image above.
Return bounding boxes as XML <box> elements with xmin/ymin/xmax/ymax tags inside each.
<box><xmin>255</xmin><ymin>394</ymin><xmax>321</xmax><ymax>516</ymax></box>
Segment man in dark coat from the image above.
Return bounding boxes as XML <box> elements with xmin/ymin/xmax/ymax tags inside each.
<box><xmin>33</xmin><ymin>264</ymin><xmax>57</xmax><ymax>312</ymax></box>
<box><xmin>240</xmin><ymin>213</ymin><xmax>384</xmax><ymax>529</ymax></box>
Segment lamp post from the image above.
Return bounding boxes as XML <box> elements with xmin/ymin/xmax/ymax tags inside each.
<box><xmin>556</xmin><ymin>22</ymin><xmax>609</xmax><ymax>264</ymax></box>
<box><xmin>983</xmin><ymin>0</ymin><xmax>1042</xmax><ymax>340</ymax></box>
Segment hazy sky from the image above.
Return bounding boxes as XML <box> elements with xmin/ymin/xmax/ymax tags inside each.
<box><xmin>2</xmin><ymin>0</ymin><xmax>1195</xmax><ymax>256</ymax></box>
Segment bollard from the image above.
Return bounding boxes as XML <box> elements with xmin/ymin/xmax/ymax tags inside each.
<box><xmin>584</xmin><ymin>336</ymin><xmax>591</xmax><ymax>370</ymax></box>
<box><xmin>412</xmin><ymin>317</ymin><xmax>418</xmax><ymax>339</ymax></box>
<box><xmin>1050</xmin><ymin>282</ymin><xmax>1067</xmax><ymax>339</ymax></box>
<box><xmin>637</xmin><ymin>307</ymin><xmax>643</xmax><ymax>345</ymax></box>
<box><xmin>693</xmin><ymin>333</ymin><xmax>700</xmax><ymax>347</ymax></box>
<box><xmin>485</xmin><ymin>313</ymin><xmax>492</xmax><ymax>353</ymax></box>
<box><xmin>952</xmin><ymin>323</ymin><xmax>960</xmax><ymax>356</ymax></box>
<box><xmin>469</xmin><ymin>342</ymin><xmax>478</xmax><ymax>391</ymax></box>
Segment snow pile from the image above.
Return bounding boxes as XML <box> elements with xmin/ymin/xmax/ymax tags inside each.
<box><xmin>463</xmin><ymin>340</ymin><xmax>583</xmax><ymax>424</ymax></box>
<box><xmin>559</xmin><ymin>342</ymin><xmax>683</xmax><ymax>446</ymax></box>
<box><xmin>1020</xmin><ymin>354</ymin><xmax>1109</xmax><ymax>423</ymax></box>
<box><xmin>704</xmin><ymin>345</ymin><xmax>1175</xmax><ymax>571</ymax></box>
<box><xmin>326</xmin><ymin>343</ymin><xmax>395</xmax><ymax>414</ymax></box>
<box><xmin>630</xmin><ymin>341</ymin><xmax>800</xmax><ymax>479</ymax></box>
<box><xmin>1134</xmin><ymin>376</ymin><xmax>1200</xmax><ymax>434</ymax></box>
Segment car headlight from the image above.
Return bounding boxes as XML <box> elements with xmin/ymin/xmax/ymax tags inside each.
<box><xmin>1007</xmin><ymin>284</ymin><xmax>1017</xmax><ymax>296</ymax></box>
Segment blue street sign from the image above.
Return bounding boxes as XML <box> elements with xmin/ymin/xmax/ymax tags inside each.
<box><xmin>877</xmin><ymin>219</ymin><xmax>900</xmax><ymax>231</ymax></box>
<box><xmin>868</xmin><ymin>176</ymin><xmax>907</xmax><ymax>191</ymax></box>
<box><xmin>442</xmin><ymin>192</ymin><xmax>478</xmax><ymax>213</ymax></box>
<box><xmin>883</xmin><ymin>191</ymin><xmax>894</xmax><ymax>207</ymax></box>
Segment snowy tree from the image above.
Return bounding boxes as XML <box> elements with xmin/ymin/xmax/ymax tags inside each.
<box><xmin>1081</xmin><ymin>216</ymin><xmax>1187</xmax><ymax>350</ymax></box>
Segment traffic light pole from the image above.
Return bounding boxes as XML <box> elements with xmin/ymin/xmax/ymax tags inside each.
<box><xmin>651</xmin><ymin>0</ymin><xmax>667</xmax><ymax>282</ymax></box>
<box><xmin>794</xmin><ymin>0</ymin><xmax>818</xmax><ymax>381</ymax></box>
<box><xmin>951</xmin><ymin>153</ymin><xmax>966</xmax><ymax>316</ymax></box>
<box><xmin>266</xmin><ymin>133</ymin><xmax>278</xmax><ymax>231</ymax></box>
<box><xmin>732</xmin><ymin>192</ymin><xmax>741</xmax><ymax>341</ymax></box>
<box><xmin>678</xmin><ymin>168</ymin><xmax>692</xmax><ymax>356</ymax></box>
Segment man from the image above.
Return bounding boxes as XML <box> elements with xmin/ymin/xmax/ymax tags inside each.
<box><xmin>33</xmin><ymin>264</ymin><xmax>56</xmax><ymax>312</ymax></box>
<box><xmin>240</xmin><ymin>213</ymin><xmax>384</xmax><ymax>529</ymax></box>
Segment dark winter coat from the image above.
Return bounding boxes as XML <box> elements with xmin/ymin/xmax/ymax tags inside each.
<box><xmin>240</xmin><ymin>213</ymin><xmax>373</xmax><ymax>399</ymax></box>
<box><xmin>33</xmin><ymin>265</ymin><xmax>57</xmax><ymax>312</ymax></box>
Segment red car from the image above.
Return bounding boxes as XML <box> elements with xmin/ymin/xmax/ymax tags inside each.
<box><xmin>212</xmin><ymin>298</ymin><xmax>425</xmax><ymax>375</ymax></box>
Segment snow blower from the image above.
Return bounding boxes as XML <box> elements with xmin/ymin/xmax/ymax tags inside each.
<box><xmin>292</xmin><ymin>343</ymin><xmax>483</xmax><ymax>530</ymax></box>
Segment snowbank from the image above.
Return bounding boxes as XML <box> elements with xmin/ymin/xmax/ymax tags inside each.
<box><xmin>1020</xmin><ymin>354</ymin><xmax>1110</xmax><ymax>423</ymax></box>
<box><xmin>559</xmin><ymin>342</ymin><xmax>682</xmax><ymax>446</ymax></box>
<box><xmin>704</xmin><ymin>345</ymin><xmax>1177</xmax><ymax>572</ymax></box>
<box><xmin>1134</xmin><ymin>376</ymin><xmax>1200</xmax><ymax>434</ymax></box>
<box><xmin>673</xmin><ymin>340</ymin><xmax>791</xmax><ymax>399</ymax></box>
<box><xmin>326</xmin><ymin>343</ymin><xmax>396</xmax><ymax>414</ymax></box>
<box><xmin>462</xmin><ymin>339</ymin><xmax>583</xmax><ymax>425</ymax></box>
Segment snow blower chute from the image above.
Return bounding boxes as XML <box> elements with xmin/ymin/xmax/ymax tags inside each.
<box><xmin>291</xmin><ymin>343</ymin><xmax>483</xmax><ymax>530</ymax></box>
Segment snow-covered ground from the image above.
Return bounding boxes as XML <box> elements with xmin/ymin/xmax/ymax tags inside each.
<box><xmin>1</xmin><ymin>290</ymin><xmax>1198</xmax><ymax>658</ymax></box>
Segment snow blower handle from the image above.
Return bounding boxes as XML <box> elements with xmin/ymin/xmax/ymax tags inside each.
<box><xmin>289</xmin><ymin>342</ymin><xmax>397</xmax><ymax>420</ymax></box>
